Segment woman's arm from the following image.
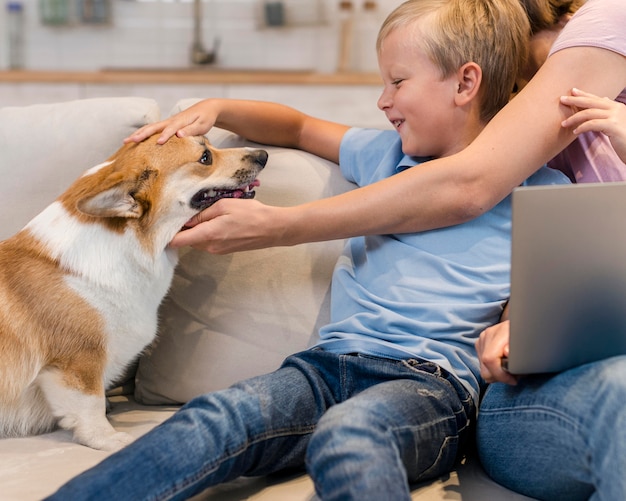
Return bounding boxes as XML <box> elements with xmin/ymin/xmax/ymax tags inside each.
<box><xmin>331</xmin><ymin>46</ymin><xmax>626</xmax><ymax>236</ymax></box>
<box><xmin>171</xmin><ymin>46</ymin><xmax>626</xmax><ymax>253</ymax></box>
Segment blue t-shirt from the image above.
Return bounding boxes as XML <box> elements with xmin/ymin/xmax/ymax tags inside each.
<box><xmin>315</xmin><ymin>128</ymin><xmax>570</xmax><ymax>404</ymax></box>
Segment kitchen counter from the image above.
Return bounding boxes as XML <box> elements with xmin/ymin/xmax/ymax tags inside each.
<box><xmin>0</xmin><ymin>69</ymin><xmax>382</xmax><ymax>86</ymax></box>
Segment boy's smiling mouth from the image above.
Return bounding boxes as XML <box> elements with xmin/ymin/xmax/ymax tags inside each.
<box><xmin>392</xmin><ymin>119</ymin><xmax>404</xmax><ymax>129</ymax></box>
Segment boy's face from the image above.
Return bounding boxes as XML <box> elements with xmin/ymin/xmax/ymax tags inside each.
<box><xmin>377</xmin><ymin>23</ymin><xmax>466</xmax><ymax>158</ymax></box>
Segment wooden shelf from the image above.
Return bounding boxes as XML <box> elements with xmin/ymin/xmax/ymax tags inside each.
<box><xmin>0</xmin><ymin>69</ymin><xmax>382</xmax><ymax>86</ymax></box>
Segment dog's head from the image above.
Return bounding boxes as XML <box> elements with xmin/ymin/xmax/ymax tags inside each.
<box><xmin>61</xmin><ymin>134</ymin><xmax>267</xmax><ymax>245</ymax></box>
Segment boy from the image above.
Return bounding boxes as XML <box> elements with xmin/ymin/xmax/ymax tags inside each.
<box><xmin>47</xmin><ymin>1</ymin><xmax>568</xmax><ymax>500</ymax></box>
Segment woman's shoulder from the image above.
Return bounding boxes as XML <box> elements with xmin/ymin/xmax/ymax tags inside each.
<box><xmin>550</xmin><ymin>0</ymin><xmax>626</xmax><ymax>58</ymax></box>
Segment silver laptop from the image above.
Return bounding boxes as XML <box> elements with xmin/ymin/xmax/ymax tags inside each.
<box><xmin>505</xmin><ymin>181</ymin><xmax>626</xmax><ymax>374</ymax></box>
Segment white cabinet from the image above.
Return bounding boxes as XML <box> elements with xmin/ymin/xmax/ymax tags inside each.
<box><xmin>0</xmin><ymin>78</ymin><xmax>390</xmax><ymax>129</ymax></box>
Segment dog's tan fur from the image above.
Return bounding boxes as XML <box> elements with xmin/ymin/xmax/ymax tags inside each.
<box><xmin>0</xmin><ymin>134</ymin><xmax>266</xmax><ymax>450</ymax></box>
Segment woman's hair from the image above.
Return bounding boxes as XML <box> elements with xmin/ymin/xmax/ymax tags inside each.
<box><xmin>376</xmin><ymin>0</ymin><xmax>531</xmax><ymax>123</ymax></box>
<box><xmin>519</xmin><ymin>0</ymin><xmax>584</xmax><ymax>35</ymax></box>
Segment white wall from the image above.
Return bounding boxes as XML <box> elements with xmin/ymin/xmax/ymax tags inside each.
<box><xmin>1</xmin><ymin>0</ymin><xmax>404</xmax><ymax>72</ymax></box>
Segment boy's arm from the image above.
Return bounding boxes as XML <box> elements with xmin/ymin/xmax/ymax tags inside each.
<box><xmin>125</xmin><ymin>98</ymin><xmax>349</xmax><ymax>164</ymax></box>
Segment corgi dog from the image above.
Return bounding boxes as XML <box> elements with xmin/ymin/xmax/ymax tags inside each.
<box><xmin>0</xmin><ymin>134</ymin><xmax>267</xmax><ymax>450</ymax></box>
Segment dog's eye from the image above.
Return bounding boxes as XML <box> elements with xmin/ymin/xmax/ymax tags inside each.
<box><xmin>199</xmin><ymin>150</ymin><xmax>212</xmax><ymax>165</ymax></box>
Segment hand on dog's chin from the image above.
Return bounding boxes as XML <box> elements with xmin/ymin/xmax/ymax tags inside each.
<box><xmin>178</xmin><ymin>187</ymin><xmax>257</xmax><ymax>241</ymax></box>
<box><xmin>169</xmin><ymin>198</ymin><xmax>270</xmax><ymax>254</ymax></box>
<box><xmin>169</xmin><ymin>202</ymin><xmax>225</xmax><ymax>250</ymax></box>
<box><xmin>169</xmin><ymin>222</ymin><xmax>203</xmax><ymax>249</ymax></box>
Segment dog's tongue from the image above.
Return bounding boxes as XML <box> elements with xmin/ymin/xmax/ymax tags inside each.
<box><xmin>191</xmin><ymin>180</ymin><xmax>260</xmax><ymax>211</ymax></box>
<box><xmin>221</xmin><ymin>179</ymin><xmax>260</xmax><ymax>200</ymax></box>
<box><xmin>230</xmin><ymin>179</ymin><xmax>260</xmax><ymax>199</ymax></box>
<box><xmin>218</xmin><ymin>188</ymin><xmax>252</xmax><ymax>200</ymax></box>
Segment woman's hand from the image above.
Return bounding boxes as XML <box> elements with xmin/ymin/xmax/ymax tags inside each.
<box><xmin>476</xmin><ymin>320</ymin><xmax>519</xmax><ymax>385</ymax></box>
<box><xmin>561</xmin><ymin>88</ymin><xmax>626</xmax><ymax>163</ymax></box>
<box><xmin>170</xmin><ymin>199</ymin><xmax>296</xmax><ymax>254</ymax></box>
<box><xmin>125</xmin><ymin>100</ymin><xmax>219</xmax><ymax>145</ymax></box>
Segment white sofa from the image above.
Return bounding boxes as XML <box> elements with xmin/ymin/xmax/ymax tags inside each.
<box><xmin>0</xmin><ymin>97</ymin><xmax>535</xmax><ymax>501</ymax></box>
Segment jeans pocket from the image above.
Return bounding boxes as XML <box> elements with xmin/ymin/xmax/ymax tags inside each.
<box><xmin>412</xmin><ymin>434</ymin><xmax>460</xmax><ymax>483</ymax></box>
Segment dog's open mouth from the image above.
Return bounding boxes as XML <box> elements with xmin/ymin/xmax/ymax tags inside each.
<box><xmin>190</xmin><ymin>180</ymin><xmax>260</xmax><ymax>211</ymax></box>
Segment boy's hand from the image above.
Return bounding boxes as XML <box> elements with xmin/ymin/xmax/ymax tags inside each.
<box><xmin>476</xmin><ymin>320</ymin><xmax>519</xmax><ymax>385</ymax></box>
<box><xmin>561</xmin><ymin>88</ymin><xmax>626</xmax><ymax>163</ymax></box>
<box><xmin>124</xmin><ymin>100</ymin><xmax>218</xmax><ymax>145</ymax></box>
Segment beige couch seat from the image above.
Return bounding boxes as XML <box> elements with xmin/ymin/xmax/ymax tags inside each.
<box><xmin>0</xmin><ymin>97</ymin><xmax>535</xmax><ymax>501</ymax></box>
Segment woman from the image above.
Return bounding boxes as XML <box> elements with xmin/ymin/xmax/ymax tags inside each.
<box><xmin>514</xmin><ymin>0</ymin><xmax>626</xmax><ymax>183</ymax></box>
<box><xmin>474</xmin><ymin>2</ymin><xmax>626</xmax><ymax>499</ymax></box>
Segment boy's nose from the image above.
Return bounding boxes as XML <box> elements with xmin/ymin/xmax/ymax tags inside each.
<box><xmin>377</xmin><ymin>90</ymin><xmax>391</xmax><ymax>111</ymax></box>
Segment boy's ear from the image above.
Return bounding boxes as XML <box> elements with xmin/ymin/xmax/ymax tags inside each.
<box><xmin>454</xmin><ymin>62</ymin><xmax>482</xmax><ymax>106</ymax></box>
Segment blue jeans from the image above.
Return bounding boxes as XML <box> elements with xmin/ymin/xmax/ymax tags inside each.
<box><xmin>477</xmin><ymin>355</ymin><xmax>626</xmax><ymax>501</ymax></box>
<box><xmin>47</xmin><ymin>348</ymin><xmax>474</xmax><ymax>501</ymax></box>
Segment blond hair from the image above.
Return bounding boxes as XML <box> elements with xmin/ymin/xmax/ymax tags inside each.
<box><xmin>377</xmin><ymin>0</ymin><xmax>530</xmax><ymax>123</ymax></box>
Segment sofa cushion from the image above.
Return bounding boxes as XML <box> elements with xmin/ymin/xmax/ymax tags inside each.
<box><xmin>0</xmin><ymin>97</ymin><xmax>161</xmax><ymax>240</ymax></box>
<box><xmin>134</xmin><ymin>125</ymin><xmax>356</xmax><ymax>404</ymax></box>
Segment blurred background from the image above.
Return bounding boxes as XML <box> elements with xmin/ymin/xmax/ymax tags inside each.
<box><xmin>0</xmin><ymin>0</ymin><xmax>405</xmax><ymax>126</ymax></box>
<box><xmin>1</xmin><ymin>0</ymin><xmax>407</xmax><ymax>72</ymax></box>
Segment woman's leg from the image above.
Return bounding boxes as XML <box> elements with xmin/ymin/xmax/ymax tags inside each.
<box><xmin>46</xmin><ymin>352</ymin><xmax>337</xmax><ymax>501</ymax></box>
<box><xmin>306</xmin><ymin>355</ymin><xmax>474</xmax><ymax>501</ymax></box>
<box><xmin>477</xmin><ymin>355</ymin><xmax>626</xmax><ymax>501</ymax></box>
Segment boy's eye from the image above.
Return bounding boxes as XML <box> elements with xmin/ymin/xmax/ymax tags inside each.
<box><xmin>391</xmin><ymin>79</ymin><xmax>404</xmax><ymax>87</ymax></box>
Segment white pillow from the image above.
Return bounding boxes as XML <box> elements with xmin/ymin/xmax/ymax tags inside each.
<box><xmin>0</xmin><ymin>97</ymin><xmax>160</xmax><ymax>239</ymax></box>
<box><xmin>134</xmin><ymin>126</ymin><xmax>355</xmax><ymax>404</ymax></box>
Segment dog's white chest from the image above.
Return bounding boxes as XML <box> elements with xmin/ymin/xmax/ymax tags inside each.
<box><xmin>64</xmin><ymin>253</ymin><xmax>176</xmax><ymax>385</ymax></box>
<box><xmin>27</xmin><ymin>203</ymin><xmax>177</xmax><ymax>383</ymax></box>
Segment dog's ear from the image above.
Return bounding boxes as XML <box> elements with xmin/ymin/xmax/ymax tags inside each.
<box><xmin>76</xmin><ymin>169</ymin><xmax>158</xmax><ymax>219</ymax></box>
<box><xmin>76</xmin><ymin>182</ymin><xmax>144</xmax><ymax>219</ymax></box>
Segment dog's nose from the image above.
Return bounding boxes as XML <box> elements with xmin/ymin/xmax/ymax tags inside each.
<box><xmin>251</xmin><ymin>149</ymin><xmax>268</xmax><ymax>168</ymax></box>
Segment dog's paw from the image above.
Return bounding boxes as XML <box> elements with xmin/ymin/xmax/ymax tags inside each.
<box><xmin>99</xmin><ymin>431</ymin><xmax>135</xmax><ymax>451</ymax></box>
<box><xmin>77</xmin><ymin>430</ymin><xmax>134</xmax><ymax>451</ymax></box>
